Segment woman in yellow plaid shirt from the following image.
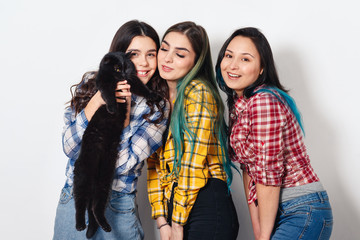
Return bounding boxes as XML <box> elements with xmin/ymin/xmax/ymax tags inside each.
<box><xmin>147</xmin><ymin>21</ymin><xmax>239</xmax><ymax>240</ymax></box>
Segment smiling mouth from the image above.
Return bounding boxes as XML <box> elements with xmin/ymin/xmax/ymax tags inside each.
<box><xmin>137</xmin><ymin>70</ymin><xmax>150</xmax><ymax>77</ymax></box>
<box><xmin>227</xmin><ymin>72</ymin><xmax>241</xmax><ymax>78</ymax></box>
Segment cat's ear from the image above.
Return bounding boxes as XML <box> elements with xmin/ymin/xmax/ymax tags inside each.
<box><xmin>102</xmin><ymin>53</ymin><xmax>116</xmax><ymax>65</ymax></box>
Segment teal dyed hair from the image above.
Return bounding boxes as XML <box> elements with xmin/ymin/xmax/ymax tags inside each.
<box><xmin>254</xmin><ymin>87</ymin><xmax>305</xmax><ymax>134</ymax></box>
<box><xmin>215</xmin><ymin>27</ymin><xmax>306</xmax><ymax>161</ymax></box>
<box><xmin>164</xmin><ymin>22</ymin><xmax>236</xmax><ymax>186</ymax></box>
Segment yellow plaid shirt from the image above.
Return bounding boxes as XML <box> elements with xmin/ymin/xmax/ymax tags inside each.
<box><xmin>147</xmin><ymin>80</ymin><xmax>227</xmax><ymax>225</ymax></box>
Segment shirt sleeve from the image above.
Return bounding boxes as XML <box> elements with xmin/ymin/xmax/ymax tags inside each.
<box><xmin>147</xmin><ymin>150</ymin><xmax>167</xmax><ymax>219</ymax></box>
<box><xmin>62</xmin><ymin>107</ymin><xmax>88</xmax><ymax>160</ymax></box>
<box><xmin>172</xmin><ymin>83</ymin><xmax>216</xmax><ymax>225</ymax></box>
<box><xmin>248</xmin><ymin>93</ymin><xmax>287</xmax><ymax>186</ymax></box>
<box><xmin>115</xmin><ymin>100</ymin><xmax>170</xmax><ymax>175</ymax></box>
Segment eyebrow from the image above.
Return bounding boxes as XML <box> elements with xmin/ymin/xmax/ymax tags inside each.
<box><xmin>225</xmin><ymin>49</ymin><xmax>255</xmax><ymax>58</ymax></box>
<box><xmin>127</xmin><ymin>49</ymin><xmax>157</xmax><ymax>53</ymax></box>
<box><xmin>162</xmin><ymin>40</ymin><xmax>190</xmax><ymax>52</ymax></box>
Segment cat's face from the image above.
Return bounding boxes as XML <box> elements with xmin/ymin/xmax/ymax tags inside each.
<box><xmin>96</xmin><ymin>52</ymin><xmax>135</xmax><ymax>114</ymax></box>
<box><xmin>100</xmin><ymin>52</ymin><xmax>136</xmax><ymax>81</ymax></box>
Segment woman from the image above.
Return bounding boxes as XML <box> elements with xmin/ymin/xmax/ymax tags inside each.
<box><xmin>53</xmin><ymin>20</ymin><xmax>169</xmax><ymax>240</ymax></box>
<box><xmin>216</xmin><ymin>27</ymin><xmax>333</xmax><ymax>240</ymax></box>
<box><xmin>147</xmin><ymin>21</ymin><xmax>239</xmax><ymax>240</ymax></box>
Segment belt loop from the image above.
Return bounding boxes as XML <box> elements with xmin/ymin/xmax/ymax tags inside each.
<box><xmin>317</xmin><ymin>191</ymin><xmax>324</xmax><ymax>203</ymax></box>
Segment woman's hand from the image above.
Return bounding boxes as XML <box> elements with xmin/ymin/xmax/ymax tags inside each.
<box><xmin>171</xmin><ymin>221</ymin><xmax>183</xmax><ymax>240</ymax></box>
<box><xmin>115</xmin><ymin>80</ymin><xmax>131</xmax><ymax>128</ymax></box>
<box><xmin>115</xmin><ymin>80</ymin><xmax>131</xmax><ymax>103</ymax></box>
<box><xmin>159</xmin><ymin>225</ymin><xmax>172</xmax><ymax>240</ymax></box>
<box><xmin>157</xmin><ymin>217</ymin><xmax>171</xmax><ymax>240</ymax></box>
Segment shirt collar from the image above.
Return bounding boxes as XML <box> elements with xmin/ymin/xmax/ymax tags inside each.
<box><xmin>233</xmin><ymin>85</ymin><xmax>269</xmax><ymax>116</ymax></box>
<box><xmin>234</xmin><ymin>95</ymin><xmax>248</xmax><ymax>117</ymax></box>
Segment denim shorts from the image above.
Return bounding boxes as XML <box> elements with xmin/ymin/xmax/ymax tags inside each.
<box><xmin>53</xmin><ymin>186</ymin><xmax>144</xmax><ymax>240</ymax></box>
<box><xmin>272</xmin><ymin>191</ymin><xmax>333</xmax><ymax>240</ymax></box>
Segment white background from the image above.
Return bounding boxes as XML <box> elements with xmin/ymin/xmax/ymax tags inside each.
<box><xmin>1</xmin><ymin>0</ymin><xmax>359</xmax><ymax>239</ymax></box>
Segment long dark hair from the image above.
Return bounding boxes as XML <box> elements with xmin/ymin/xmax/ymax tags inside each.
<box><xmin>216</xmin><ymin>27</ymin><xmax>305</xmax><ymax>153</ymax></box>
<box><xmin>216</xmin><ymin>27</ymin><xmax>287</xmax><ymax>111</ymax></box>
<box><xmin>69</xmin><ymin>20</ymin><xmax>168</xmax><ymax>123</ymax></box>
<box><xmin>163</xmin><ymin>21</ymin><xmax>234</xmax><ymax>186</ymax></box>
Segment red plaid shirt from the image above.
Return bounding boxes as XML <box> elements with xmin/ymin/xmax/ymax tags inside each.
<box><xmin>230</xmin><ymin>85</ymin><xmax>319</xmax><ymax>204</ymax></box>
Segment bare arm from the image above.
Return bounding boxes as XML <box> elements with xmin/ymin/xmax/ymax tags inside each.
<box><xmin>156</xmin><ymin>217</ymin><xmax>171</xmax><ymax>240</ymax></box>
<box><xmin>243</xmin><ymin>171</ymin><xmax>261</xmax><ymax>239</ymax></box>
<box><xmin>171</xmin><ymin>221</ymin><xmax>183</xmax><ymax>240</ymax></box>
<box><xmin>83</xmin><ymin>90</ymin><xmax>105</xmax><ymax>121</ymax></box>
<box><xmin>256</xmin><ymin>183</ymin><xmax>280</xmax><ymax>240</ymax></box>
<box><xmin>84</xmin><ymin>80</ymin><xmax>131</xmax><ymax>122</ymax></box>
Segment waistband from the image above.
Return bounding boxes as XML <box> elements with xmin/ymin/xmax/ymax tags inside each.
<box><xmin>280</xmin><ymin>181</ymin><xmax>325</xmax><ymax>203</ymax></box>
<box><xmin>62</xmin><ymin>185</ymin><xmax>136</xmax><ymax>197</ymax></box>
<box><xmin>279</xmin><ymin>191</ymin><xmax>329</xmax><ymax>209</ymax></box>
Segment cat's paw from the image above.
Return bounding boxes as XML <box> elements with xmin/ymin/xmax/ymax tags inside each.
<box><xmin>86</xmin><ymin>225</ymin><xmax>98</xmax><ymax>239</ymax></box>
<box><xmin>100</xmin><ymin>222</ymin><xmax>112</xmax><ymax>232</ymax></box>
<box><xmin>76</xmin><ymin>223</ymin><xmax>86</xmax><ymax>231</ymax></box>
<box><xmin>86</xmin><ymin>213</ymin><xmax>99</xmax><ymax>238</ymax></box>
<box><xmin>94</xmin><ymin>212</ymin><xmax>112</xmax><ymax>232</ymax></box>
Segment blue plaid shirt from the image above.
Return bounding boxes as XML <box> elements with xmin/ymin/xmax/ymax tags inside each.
<box><xmin>62</xmin><ymin>94</ymin><xmax>169</xmax><ymax>193</ymax></box>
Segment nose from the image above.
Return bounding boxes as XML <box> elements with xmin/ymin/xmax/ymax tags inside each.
<box><xmin>164</xmin><ymin>51</ymin><xmax>173</xmax><ymax>63</ymax></box>
<box><xmin>139</xmin><ymin>55</ymin><xmax>149</xmax><ymax>67</ymax></box>
<box><xmin>229</xmin><ymin>58</ymin><xmax>239</xmax><ymax>70</ymax></box>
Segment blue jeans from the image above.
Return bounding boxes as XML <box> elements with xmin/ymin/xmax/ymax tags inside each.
<box><xmin>53</xmin><ymin>186</ymin><xmax>144</xmax><ymax>240</ymax></box>
<box><xmin>271</xmin><ymin>191</ymin><xmax>333</xmax><ymax>240</ymax></box>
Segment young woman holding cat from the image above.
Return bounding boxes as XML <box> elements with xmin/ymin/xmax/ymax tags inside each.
<box><xmin>147</xmin><ymin>21</ymin><xmax>239</xmax><ymax>240</ymax></box>
<box><xmin>215</xmin><ymin>27</ymin><xmax>333</xmax><ymax>240</ymax></box>
<box><xmin>53</xmin><ymin>20</ymin><xmax>169</xmax><ymax>240</ymax></box>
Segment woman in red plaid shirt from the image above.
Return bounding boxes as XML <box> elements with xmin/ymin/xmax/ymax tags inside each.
<box><xmin>215</xmin><ymin>27</ymin><xmax>333</xmax><ymax>240</ymax></box>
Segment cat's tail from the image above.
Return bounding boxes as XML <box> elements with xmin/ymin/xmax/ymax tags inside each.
<box><xmin>86</xmin><ymin>207</ymin><xmax>99</xmax><ymax>239</ymax></box>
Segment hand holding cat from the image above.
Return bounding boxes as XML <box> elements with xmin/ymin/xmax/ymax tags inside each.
<box><xmin>115</xmin><ymin>80</ymin><xmax>131</xmax><ymax>103</ymax></box>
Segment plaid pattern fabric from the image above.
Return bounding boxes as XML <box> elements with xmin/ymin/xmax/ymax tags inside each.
<box><xmin>62</xmin><ymin>94</ymin><xmax>169</xmax><ymax>193</ymax></box>
<box><xmin>147</xmin><ymin>80</ymin><xmax>227</xmax><ymax>225</ymax></box>
<box><xmin>230</xmin><ymin>85</ymin><xmax>319</xmax><ymax>204</ymax></box>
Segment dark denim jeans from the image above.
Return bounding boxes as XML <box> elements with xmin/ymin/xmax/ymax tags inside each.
<box><xmin>272</xmin><ymin>191</ymin><xmax>333</xmax><ymax>240</ymax></box>
<box><xmin>168</xmin><ymin>178</ymin><xmax>239</xmax><ymax>240</ymax></box>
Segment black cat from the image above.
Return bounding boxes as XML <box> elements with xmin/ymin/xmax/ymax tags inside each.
<box><xmin>73</xmin><ymin>51</ymin><xmax>161</xmax><ymax>239</ymax></box>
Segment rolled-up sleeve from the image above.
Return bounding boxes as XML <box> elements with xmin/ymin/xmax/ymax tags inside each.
<box><xmin>147</xmin><ymin>151</ymin><xmax>167</xmax><ymax>219</ymax></box>
<box><xmin>62</xmin><ymin>108</ymin><xmax>88</xmax><ymax>159</ymax></box>
<box><xmin>248</xmin><ymin>93</ymin><xmax>286</xmax><ymax>186</ymax></box>
<box><xmin>115</xmin><ymin>100</ymin><xmax>169</xmax><ymax>175</ymax></box>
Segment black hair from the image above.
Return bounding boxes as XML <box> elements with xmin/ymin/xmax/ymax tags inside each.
<box><xmin>69</xmin><ymin>20</ymin><xmax>168</xmax><ymax>123</ymax></box>
<box><xmin>215</xmin><ymin>27</ymin><xmax>287</xmax><ymax>111</ymax></box>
